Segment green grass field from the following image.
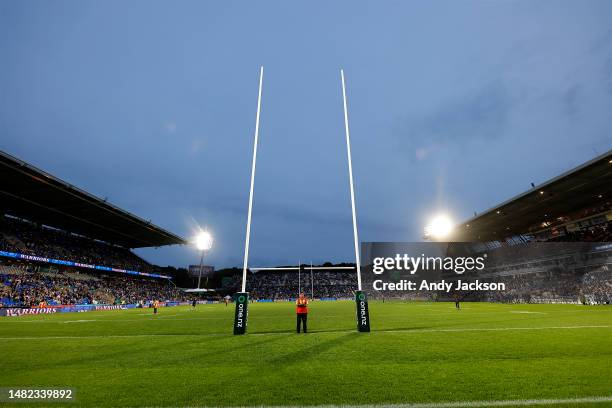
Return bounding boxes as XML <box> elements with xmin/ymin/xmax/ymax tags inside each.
<box><xmin>1</xmin><ymin>301</ymin><xmax>611</xmax><ymax>407</ymax></box>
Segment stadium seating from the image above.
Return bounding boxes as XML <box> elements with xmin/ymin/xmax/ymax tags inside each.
<box><xmin>0</xmin><ymin>262</ymin><xmax>190</xmax><ymax>307</ymax></box>
<box><xmin>0</xmin><ymin>216</ymin><xmax>154</xmax><ymax>273</ymax></box>
<box><xmin>0</xmin><ymin>216</ymin><xmax>194</xmax><ymax>307</ymax></box>
<box><xmin>246</xmin><ymin>270</ymin><xmax>357</xmax><ymax>300</ymax></box>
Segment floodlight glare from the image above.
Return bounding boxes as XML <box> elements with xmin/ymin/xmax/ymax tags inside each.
<box><xmin>196</xmin><ymin>231</ymin><xmax>213</xmax><ymax>251</ymax></box>
<box><xmin>425</xmin><ymin>214</ymin><xmax>454</xmax><ymax>239</ymax></box>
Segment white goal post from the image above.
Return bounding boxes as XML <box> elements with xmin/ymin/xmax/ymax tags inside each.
<box><xmin>233</xmin><ymin>68</ymin><xmax>370</xmax><ymax>334</ymax></box>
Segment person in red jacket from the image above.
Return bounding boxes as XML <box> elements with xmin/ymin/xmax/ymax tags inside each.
<box><xmin>296</xmin><ymin>293</ymin><xmax>309</xmax><ymax>333</ymax></box>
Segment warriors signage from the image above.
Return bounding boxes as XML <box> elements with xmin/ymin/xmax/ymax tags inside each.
<box><xmin>1</xmin><ymin>307</ymin><xmax>57</xmax><ymax>317</ymax></box>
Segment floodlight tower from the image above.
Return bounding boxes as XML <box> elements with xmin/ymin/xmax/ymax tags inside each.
<box><xmin>195</xmin><ymin>230</ymin><xmax>213</xmax><ymax>289</ymax></box>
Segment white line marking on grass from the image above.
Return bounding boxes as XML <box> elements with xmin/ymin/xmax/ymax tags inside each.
<box><xmin>250</xmin><ymin>396</ymin><xmax>612</xmax><ymax>408</ymax></box>
<box><xmin>2</xmin><ymin>316</ymin><xmax>235</xmax><ymax>324</ymax></box>
<box><xmin>510</xmin><ymin>311</ymin><xmax>547</xmax><ymax>314</ymax></box>
<box><xmin>377</xmin><ymin>325</ymin><xmax>611</xmax><ymax>334</ymax></box>
<box><xmin>0</xmin><ymin>325</ymin><xmax>609</xmax><ymax>341</ymax></box>
<box><xmin>61</xmin><ymin>320</ymin><xmax>98</xmax><ymax>323</ymax></box>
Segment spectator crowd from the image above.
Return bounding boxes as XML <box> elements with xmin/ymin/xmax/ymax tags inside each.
<box><xmin>0</xmin><ymin>263</ymin><xmax>190</xmax><ymax>307</ymax></box>
<box><xmin>220</xmin><ymin>270</ymin><xmax>357</xmax><ymax>300</ymax></box>
<box><xmin>1</xmin><ymin>216</ymin><xmax>155</xmax><ymax>274</ymax></box>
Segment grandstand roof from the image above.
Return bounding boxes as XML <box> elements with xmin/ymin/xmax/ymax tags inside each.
<box><xmin>452</xmin><ymin>149</ymin><xmax>612</xmax><ymax>242</ymax></box>
<box><xmin>0</xmin><ymin>150</ymin><xmax>187</xmax><ymax>248</ymax></box>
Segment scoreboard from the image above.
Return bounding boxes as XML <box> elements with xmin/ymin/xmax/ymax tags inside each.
<box><xmin>188</xmin><ymin>265</ymin><xmax>214</xmax><ymax>277</ymax></box>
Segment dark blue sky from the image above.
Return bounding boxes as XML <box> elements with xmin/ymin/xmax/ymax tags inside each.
<box><xmin>1</xmin><ymin>1</ymin><xmax>611</xmax><ymax>268</ymax></box>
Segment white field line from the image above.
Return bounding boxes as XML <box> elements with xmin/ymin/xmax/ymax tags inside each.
<box><xmin>376</xmin><ymin>325</ymin><xmax>611</xmax><ymax>334</ymax></box>
<box><xmin>0</xmin><ymin>325</ymin><xmax>609</xmax><ymax>341</ymax></box>
<box><xmin>510</xmin><ymin>311</ymin><xmax>547</xmax><ymax>314</ymax></box>
<box><xmin>61</xmin><ymin>320</ymin><xmax>98</xmax><ymax>323</ymax></box>
<box><xmin>4</xmin><ymin>316</ymin><xmax>282</xmax><ymax>324</ymax></box>
<box><xmin>226</xmin><ymin>396</ymin><xmax>612</xmax><ymax>408</ymax></box>
<box><xmin>0</xmin><ymin>311</ymin><xmax>585</xmax><ymax>324</ymax></box>
<box><xmin>3</xmin><ymin>314</ymin><xmax>353</xmax><ymax>324</ymax></box>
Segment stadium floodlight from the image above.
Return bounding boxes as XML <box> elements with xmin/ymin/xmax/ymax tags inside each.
<box><xmin>424</xmin><ymin>214</ymin><xmax>454</xmax><ymax>240</ymax></box>
<box><xmin>196</xmin><ymin>230</ymin><xmax>213</xmax><ymax>251</ymax></box>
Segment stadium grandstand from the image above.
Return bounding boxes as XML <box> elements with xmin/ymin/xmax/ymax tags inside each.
<box><xmin>426</xmin><ymin>149</ymin><xmax>612</xmax><ymax>305</ymax></box>
<box><xmin>449</xmin><ymin>149</ymin><xmax>612</xmax><ymax>244</ymax></box>
<box><xmin>0</xmin><ymin>150</ymin><xmax>191</xmax><ymax>310</ymax></box>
